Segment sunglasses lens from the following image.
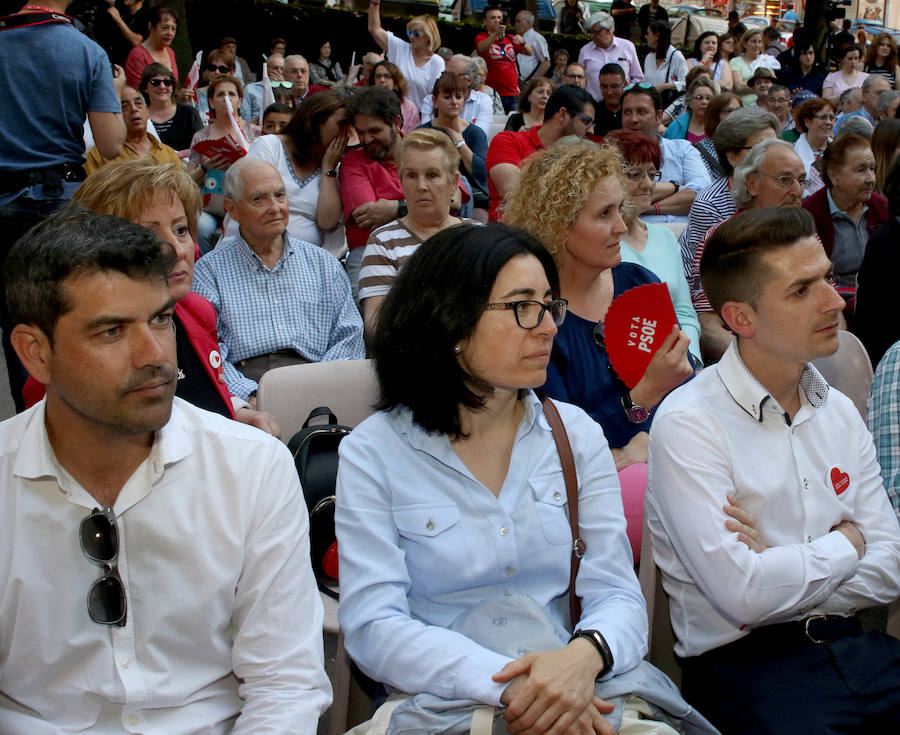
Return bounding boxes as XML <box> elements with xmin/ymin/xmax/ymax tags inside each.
<box><xmin>80</xmin><ymin>512</ymin><xmax>117</xmax><ymax>563</ymax></box>
<box><xmin>88</xmin><ymin>575</ymin><xmax>126</xmax><ymax>625</ymax></box>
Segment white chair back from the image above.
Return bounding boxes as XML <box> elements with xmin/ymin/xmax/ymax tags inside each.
<box><xmin>811</xmin><ymin>330</ymin><xmax>873</xmax><ymax>420</ymax></box>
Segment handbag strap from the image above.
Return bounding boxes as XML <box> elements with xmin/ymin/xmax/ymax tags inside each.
<box><xmin>541</xmin><ymin>398</ymin><xmax>584</xmax><ymax>628</ymax></box>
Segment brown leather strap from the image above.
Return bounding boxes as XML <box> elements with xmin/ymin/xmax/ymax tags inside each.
<box><xmin>541</xmin><ymin>397</ymin><xmax>584</xmax><ymax>628</ymax></box>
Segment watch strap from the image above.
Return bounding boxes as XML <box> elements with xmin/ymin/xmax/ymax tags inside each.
<box><xmin>569</xmin><ymin>629</ymin><xmax>614</xmax><ymax>675</ymax></box>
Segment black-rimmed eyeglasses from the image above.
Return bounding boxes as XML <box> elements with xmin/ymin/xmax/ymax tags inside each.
<box><xmin>79</xmin><ymin>507</ymin><xmax>127</xmax><ymax>627</ymax></box>
<box><xmin>484</xmin><ymin>299</ymin><xmax>568</xmax><ymax>329</ymax></box>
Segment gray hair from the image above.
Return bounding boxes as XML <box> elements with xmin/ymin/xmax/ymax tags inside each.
<box><xmin>732</xmin><ymin>138</ymin><xmax>797</xmax><ymax>207</ymax></box>
<box><xmin>838</xmin><ymin>87</ymin><xmax>862</xmax><ymax>110</ymax></box>
<box><xmin>836</xmin><ymin>115</ymin><xmax>874</xmax><ymax>139</ymax></box>
<box><xmin>283</xmin><ymin>54</ymin><xmax>307</xmax><ymax>69</ymax></box>
<box><xmin>470</xmin><ymin>54</ymin><xmax>488</xmax><ymax>87</ymax></box>
<box><xmin>713</xmin><ymin>107</ymin><xmax>780</xmax><ymax>176</ymax></box>
<box><xmin>877</xmin><ymin>90</ymin><xmax>900</xmax><ymax>115</ymax></box>
<box><xmin>223</xmin><ymin>157</ymin><xmax>280</xmax><ymax>200</ymax></box>
<box><xmin>516</xmin><ymin>9</ymin><xmax>534</xmax><ymax>25</ymax></box>
<box><xmin>587</xmin><ymin>12</ymin><xmax>614</xmax><ymax>31</ymax></box>
<box><xmin>451</xmin><ymin>53</ymin><xmax>479</xmax><ymax>79</ymax></box>
<box><xmin>862</xmin><ymin>74</ymin><xmax>890</xmax><ymax>93</ymax></box>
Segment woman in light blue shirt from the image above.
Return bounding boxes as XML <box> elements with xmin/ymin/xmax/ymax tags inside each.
<box><xmin>335</xmin><ymin>224</ymin><xmax>716</xmax><ymax>733</ymax></box>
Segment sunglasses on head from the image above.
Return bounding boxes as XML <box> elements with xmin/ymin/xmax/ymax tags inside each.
<box><xmin>80</xmin><ymin>507</ymin><xmax>127</xmax><ymax>627</ymax></box>
<box><xmin>207</xmin><ymin>63</ymin><xmax>230</xmax><ymax>73</ymax></box>
<box><xmin>149</xmin><ymin>78</ymin><xmax>174</xmax><ymax>88</ymax></box>
<box><xmin>270</xmin><ymin>80</ymin><xmax>294</xmax><ymax>89</ymax></box>
<box><xmin>624</xmin><ymin>82</ymin><xmax>654</xmax><ymax>91</ymax></box>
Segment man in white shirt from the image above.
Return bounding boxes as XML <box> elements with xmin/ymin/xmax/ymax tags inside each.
<box><xmin>514</xmin><ymin>10</ymin><xmax>550</xmax><ymax>84</ymax></box>
<box><xmin>0</xmin><ymin>205</ymin><xmax>331</xmax><ymax>733</ymax></box>
<box><xmin>647</xmin><ymin>206</ymin><xmax>900</xmax><ymax>734</ymax></box>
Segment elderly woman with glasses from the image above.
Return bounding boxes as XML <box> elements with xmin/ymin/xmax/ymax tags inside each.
<box><xmin>139</xmin><ymin>63</ymin><xmax>201</xmax><ymax>153</ymax></box>
<box><xmin>579</xmin><ymin>12</ymin><xmax>643</xmax><ymax>104</ymax></box>
<box><xmin>336</xmin><ymin>221</ymin><xmax>717</xmax><ymax>735</ymax></box>
<box><xmin>504</xmin><ymin>139</ymin><xmax>693</xmax><ymax>473</ymax></box>
<box><xmin>366</xmin><ymin>0</ymin><xmax>444</xmax><ymax>113</ymax></box>
<box><xmin>793</xmin><ymin>97</ymin><xmax>836</xmax><ymax>197</ymax></box>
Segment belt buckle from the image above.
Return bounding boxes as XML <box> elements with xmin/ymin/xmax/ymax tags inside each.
<box><xmin>803</xmin><ymin>614</ymin><xmax>830</xmax><ymax>644</ymax></box>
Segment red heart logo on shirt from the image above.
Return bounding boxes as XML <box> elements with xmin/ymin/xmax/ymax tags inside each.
<box><xmin>831</xmin><ymin>467</ymin><xmax>850</xmax><ymax>496</ymax></box>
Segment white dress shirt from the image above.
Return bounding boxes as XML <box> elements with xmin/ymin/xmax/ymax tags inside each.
<box><xmin>647</xmin><ymin>341</ymin><xmax>900</xmax><ymax>657</ymax></box>
<box><xmin>0</xmin><ymin>398</ymin><xmax>331</xmax><ymax>734</ymax></box>
<box><xmin>336</xmin><ymin>393</ymin><xmax>648</xmax><ymax>706</ymax></box>
<box><xmin>642</xmin><ymin>137</ymin><xmax>712</xmax><ymax>225</ymax></box>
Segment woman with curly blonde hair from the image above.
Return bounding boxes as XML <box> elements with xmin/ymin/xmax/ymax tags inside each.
<box><xmin>503</xmin><ymin>138</ymin><xmax>693</xmax><ymax>471</ymax></box>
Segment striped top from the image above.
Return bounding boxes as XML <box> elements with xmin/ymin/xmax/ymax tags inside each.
<box><xmin>358</xmin><ymin>218</ymin><xmax>477</xmax><ymax>303</ymax></box>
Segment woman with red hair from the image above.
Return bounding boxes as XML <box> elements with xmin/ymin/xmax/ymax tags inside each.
<box><xmin>607</xmin><ymin>130</ymin><xmax>701</xmax><ymax>364</ymax></box>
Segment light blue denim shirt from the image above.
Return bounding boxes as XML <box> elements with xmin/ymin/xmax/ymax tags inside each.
<box><xmin>336</xmin><ymin>392</ymin><xmax>648</xmax><ymax>706</ymax></box>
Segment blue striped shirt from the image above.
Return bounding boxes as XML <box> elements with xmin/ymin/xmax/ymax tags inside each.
<box><xmin>867</xmin><ymin>340</ymin><xmax>900</xmax><ymax>522</ymax></box>
<box><xmin>192</xmin><ymin>233</ymin><xmax>364</xmax><ymax>399</ymax></box>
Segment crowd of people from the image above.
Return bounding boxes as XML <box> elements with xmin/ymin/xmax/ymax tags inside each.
<box><xmin>2</xmin><ymin>0</ymin><xmax>900</xmax><ymax>733</ymax></box>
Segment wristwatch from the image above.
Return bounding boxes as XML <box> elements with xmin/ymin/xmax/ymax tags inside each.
<box><xmin>324</xmin><ymin>169</ymin><xmax>338</xmax><ymax>177</ymax></box>
<box><xmin>569</xmin><ymin>629</ymin><xmax>614</xmax><ymax>674</ymax></box>
<box><xmin>397</xmin><ymin>200</ymin><xmax>408</xmax><ymax>217</ymax></box>
<box><xmin>455</xmin><ymin>138</ymin><xmax>465</xmax><ymax>149</ymax></box>
<box><xmin>669</xmin><ymin>180</ymin><xmax>680</xmax><ymax>194</ymax></box>
<box><xmin>622</xmin><ymin>391</ymin><xmax>650</xmax><ymax>423</ymax></box>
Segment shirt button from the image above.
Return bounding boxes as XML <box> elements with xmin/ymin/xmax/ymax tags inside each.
<box><xmin>807</xmin><ymin>536</ymin><xmax>812</xmax><ymax>543</ymax></box>
<box><xmin>499</xmin><ymin>527</ymin><xmax>509</xmax><ymax>537</ymax></box>
<box><xmin>126</xmin><ymin>714</ymin><xmax>140</xmax><ymax>727</ymax></box>
<box><xmin>426</xmin><ymin>520</ymin><xmax>434</xmax><ymax>531</ymax></box>
<box><xmin>121</xmin><ymin>658</ymin><xmax>131</xmax><ymax>669</ymax></box>
<box><xmin>553</xmin><ymin>491</ymin><xmax>562</xmax><ymax>501</ymax></box>
<box><xmin>505</xmin><ymin>566</ymin><xmax>515</xmax><ymax>576</ymax></box>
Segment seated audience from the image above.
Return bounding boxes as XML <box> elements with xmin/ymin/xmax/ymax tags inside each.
<box><xmin>643</xmin><ymin>20</ymin><xmax>687</xmax><ymax>104</ymax></box>
<box><xmin>241</xmin><ymin>90</ymin><xmax>347</xmax><ymax>255</ymax></box>
<box><xmin>340</xmin><ymin>87</ymin><xmax>407</xmax><ymax>296</ymax></box>
<box><xmin>801</xmin><ymin>133</ymin><xmax>888</xmax><ymax>317</ymax></box>
<box><xmin>693</xmin><ymin>91</ymin><xmax>743</xmax><ymax>178</ymax></box>
<box><xmin>218</xmin><ymin>36</ymin><xmax>255</xmax><ymax>84</ymax></box>
<box><xmin>84</xmin><ymin>85</ymin><xmax>180</xmax><ymax>174</ymax></box>
<box><xmin>487</xmin><ymin>85</ymin><xmax>596</xmax><ymax>221</ymax></box>
<box><xmin>730</xmin><ymin>29</ymin><xmax>780</xmax><ymax>107</ymax></box>
<box><xmin>765</xmin><ymin>84</ymin><xmax>792</xmax><ymax>131</ymax></box>
<box><xmin>505</xmin><ymin>77</ymin><xmax>555</xmax><ymax>132</ymax></box>
<box><xmin>647</xmin><ymin>206</ymin><xmax>900</xmax><ymax>735</ymax></box>
<box><xmin>310</xmin><ymin>37</ymin><xmax>344</xmax><ymax>88</ymax></box>
<box><xmin>124</xmin><ymin>5</ymin><xmax>179</xmax><ymax>89</ymax></box>
<box><xmin>472</xmin><ymin>55</ymin><xmax>505</xmax><ymax>114</ymax></box>
<box><xmin>877</xmin><ymin>90</ymin><xmax>900</xmax><ymax>121</ymax></box>
<box><xmin>719</xmin><ymin>33</ymin><xmax>736</xmax><ymax>61</ymax></box>
<box><xmin>549</xmin><ymin>47</ymin><xmax>570</xmax><ymax>86</ymax></box>
<box><xmin>620</xmin><ymin>84</ymin><xmax>711</xmax><ymax>223</ymax></box>
<box><xmin>336</xmin><ymin>222</ymin><xmax>717</xmax><ymax>735</ymax></box>
<box><xmin>872</xmin><ymin>118</ymin><xmax>900</xmax><ymax>194</ymax></box>
<box><xmin>419</xmin><ymin>54</ymin><xmax>493</xmax><ymax>135</ymax></box>
<box><xmin>503</xmin><ymin>139</ymin><xmax>693</xmax><ymax>470</ymax></box>
<box><xmin>243</xmin><ymin>53</ymin><xmax>285</xmax><ymax>124</ymax></box>
<box><xmin>660</xmin><ymin>64</ymin><xmax>714</xmax><ymax>126</ymax></box>
<box><xmin>192</xmin><ymin>159</ymin><xmax>364</xmax><ymax>401</ymax></box>
<box><xmin>664</xmin><ymin>78</ymin><xmax>718</xmax><ymax>143</ymax></box>
<box><xmin>776</xmin><ymin>36</ymin><xmax>826</xmax><ymax>97</ymax></box>
<box><xmin>419</xmin><ymin>72</ymin><xmax>489</xmax><ymax>215</ymax></box>
<box><xmin>867</xmin><ymin>338</ymin><xmax>900</xmax><ymax>524</ymax></box>
<box><xmin>793</xmin><ymin>97</ymin><xmax>836</xmax><ymax>197</ymax></box>
<box><xmin>835</xmin><ymin>75</ymin><xmax>891</xmax><ymax>131</ymax></box>
<box><xmin>195</xmin><ymin>49</ymin><xmax>252</xmax><ymax>122</ymax></box>
<box><xmin>857</xmin><ymin>159</ymin><xmax>900</xmax><ymax>366</ymax></box>
<box><xmin>686</xmin><ymin>31</ymin><xmax>733</xmax><ymax>90</ymax></box>
<box><xmin>747</xmin><ymin>67</ymin><xmax>775</xmax><ymax>109</ymax></box>
<box><xmin>864</xmin><ymin>32</ymin><xmax>900</xmax><ymax>89</ymax></box>
<box><xmin>579</xmin><ymin>12</ymin><xmax>643</xmax><ymax>103</ymax></box>
<box><xmin>261</xmin><ymin>102</ymin><xmax>293</xmax><ymax>134</ymax></box>
<box><xmin>608</xmin><ymin>131</ymin><xmax>702</xmax><ymax>363</ymax></box>
<box><xmin>838</xmin><ymin>87</ymin><xmax>864</xmax><ymax>116</ymax></box>
<box><xmin>823</xmin><ymin>44</ymin><xmax>868</xmax><ymax>105</ymax></box>
<box><xmin>284</xmin><ymin>54</ymin><xmax>329</xmax><ymax>107</ymax></box>
<box><xmin>836</xmin><ymin>115</ymin><xmax>874</xmax><ymax>140</ymax></box>
<box><xmin>594</xmin><ymin>63</ymin><xmax>627</xmax><ymax>136</ymax></box>
<box><xmin>358</xmin><ymin>129</ymin><xmax>476</xmax><ymax>340</ymax></box>
<box><xmin>366</xmin><ymin>2</ymin><xmax>444</xmax><ymax>113</ymax></box>
<box><xmin>187</xmin><ymin>74</ymin><xmax>255</xmax><ymax>254</ymax></box>
<box><xmin>140</xmin><ymin>63</ymin><xmax>201</xmax><ymax>152</ymax></box>
<box><xmin>562</xmin><ymin>62</ymin><xmax>588</xmax><ymax>88</ymax></box>
<box><xmin>1</xmin><ymin>205</ymin><xmax>330</xmax><ymax>731</ymax></box>
<box><xmin>371</xmin><ymin>60</ymin><xmax>421</xmax><ymax>135</ymax></box>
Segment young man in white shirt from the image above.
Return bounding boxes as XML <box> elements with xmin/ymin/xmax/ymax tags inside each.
<box><xmin>0</xmin><ymin>205</ymin><xmax>331</xmax><ymax>733</ymax></box>
<box><xmin>647</xmin><ymin>206</ymin><xmax>900</xmax><ymax>734</ymax></box>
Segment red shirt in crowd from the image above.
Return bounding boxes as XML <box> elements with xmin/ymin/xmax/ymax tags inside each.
<box><xmin>339</xmin><ymin>147</ymin><xmax>404</xmax><ymax>250</ymax></box>
<box><xmin>485</xmin><ymin>125</ymin><xmax>544</xmax><ymax>221</ymax></box>
<box><xmin>475</xmin><ymin>32</ymin><xmax>523</xmax><ymax>97</ymax></box>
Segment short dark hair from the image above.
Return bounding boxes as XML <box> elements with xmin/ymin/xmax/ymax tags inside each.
<box><xmin>621</xmin><ymin>84</ymin><xmax>662</xmax><ymax>112</ymax></box>
<box><xmin>700</xmin><ymin>207</ymin><xmax>817</xmax><ymax>313</ymax></box>
<box><xmin>139</xmin><ymin>62</ymin><xmax>176</xmax><ymax>97</ymax></box>
<box><xmin>599</xmin><ymin>63</ymin><xmax>626</xmax><ymax>80</ymax></box>
<box><xmin>346</xmin><ymin>85</ymin><xmax>401</xmax><ymax>127</ymax></box>
<box><xmin>544</xmin><ymin>84</ymin><xmax>594</xmax><ymax>122</ymax></box>
<box><xmin>282</xmin><ymin>90</ymin><xmax>346</xmax><ymax>163</ymax></box>
<box><xmin>4</xmin><ymin>204</ymin><xmax>175</xmax><ymax>343</ymax></box>
<box><xmin>373</xmin><ymin>223</ymin><xmax>560</xmax><ymax>438</ymax></box>
<box><xmin>263</xmin><ymin>102</ymin><xmax>293</xmax><ymax>121</ymax></box>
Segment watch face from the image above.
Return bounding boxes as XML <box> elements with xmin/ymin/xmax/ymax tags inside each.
<box><xmin>626</xmin><ymin>405</ymin><xmax>650</xmax><ymax>423</ymax></box>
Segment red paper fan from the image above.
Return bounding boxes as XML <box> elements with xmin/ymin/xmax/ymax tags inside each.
<box><xmin>603</xmin><ymin>282</ymin><xmax>677</xmax><ymax>389</ymax></box>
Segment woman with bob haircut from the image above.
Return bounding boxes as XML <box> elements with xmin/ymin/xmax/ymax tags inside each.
<box><xmin>503</xmin><ymin>139</ymin><xmax>693</xmax><ymax>473</ymax></box>
<box><xmin>505</xmin><ymin>77</ymin><xmax>555</xmax><ymax>132</ymax></box>
<box><xmin>366</xmin><ymin>0</ymin><xmax>444</xmax><ymax>112</ymax></box>
<box><xmin>336</xmin><ymin>222</ymin><xmax>717</xmax><ymax>735</ymax></box>
<box><xmin>140</xmin><ymin>62</ymin><xmax>202</xmax><ymax>152</ymax></box>
<box><xmin>240</xmin><ymin>90</ymin><xmax>348</xmax><ymax>255</ymax></box>
<box><xmin>358</xmin><ymin>128</ymin><xmax>476</xmax><ymax>340</ymax></box>
<box><xmin>370</xmin><ymin>60</ymin><xmax>421</xmax><ymax>135</ymax></box>
<box><xmin>21</xmin><ymin>159</ymin><xmax>278</xmax><ymax>435</ymax></box>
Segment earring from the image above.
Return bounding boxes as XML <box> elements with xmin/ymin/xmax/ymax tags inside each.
<box><xmin>454</xmin><ymin>344</ymin><xmax>462</xmax><ymax>354</ymax></box>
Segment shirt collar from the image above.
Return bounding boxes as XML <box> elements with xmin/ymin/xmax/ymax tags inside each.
<box><xmin>717</xmin><ymin>340</ymin><xmax>829</xmax><ymax>422</ymax></box>
<box><xmin>235</xmin><ymin>231</ymin><xmax>293</xmax><ymax>271</ymax></box>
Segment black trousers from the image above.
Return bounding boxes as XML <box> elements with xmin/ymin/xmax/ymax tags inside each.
<box><xmin>680</xmin><ymin>630</ymin><xmax>900</xmax><ymax>735</ymax></box>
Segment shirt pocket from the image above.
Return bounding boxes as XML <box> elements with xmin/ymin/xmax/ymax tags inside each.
<box><xmin>529</xmin><ymin>472</ymin><xmax>572</xmax><ymax>547</ymax></box>
<box><xmin>393</xmin><ymin>502</ymin><xmax>465</xmax><ymax>574</ymax></box>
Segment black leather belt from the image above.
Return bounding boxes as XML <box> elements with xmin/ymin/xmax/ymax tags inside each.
<box><xmin>748</xmin><ymin>614</ymin><xmax>863</xmax><ymax>647</ymax></box>
<box><xmin>0</xmin><ymin>163</ymin><xmax>86</xmax><ymax>196</ymax></box>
